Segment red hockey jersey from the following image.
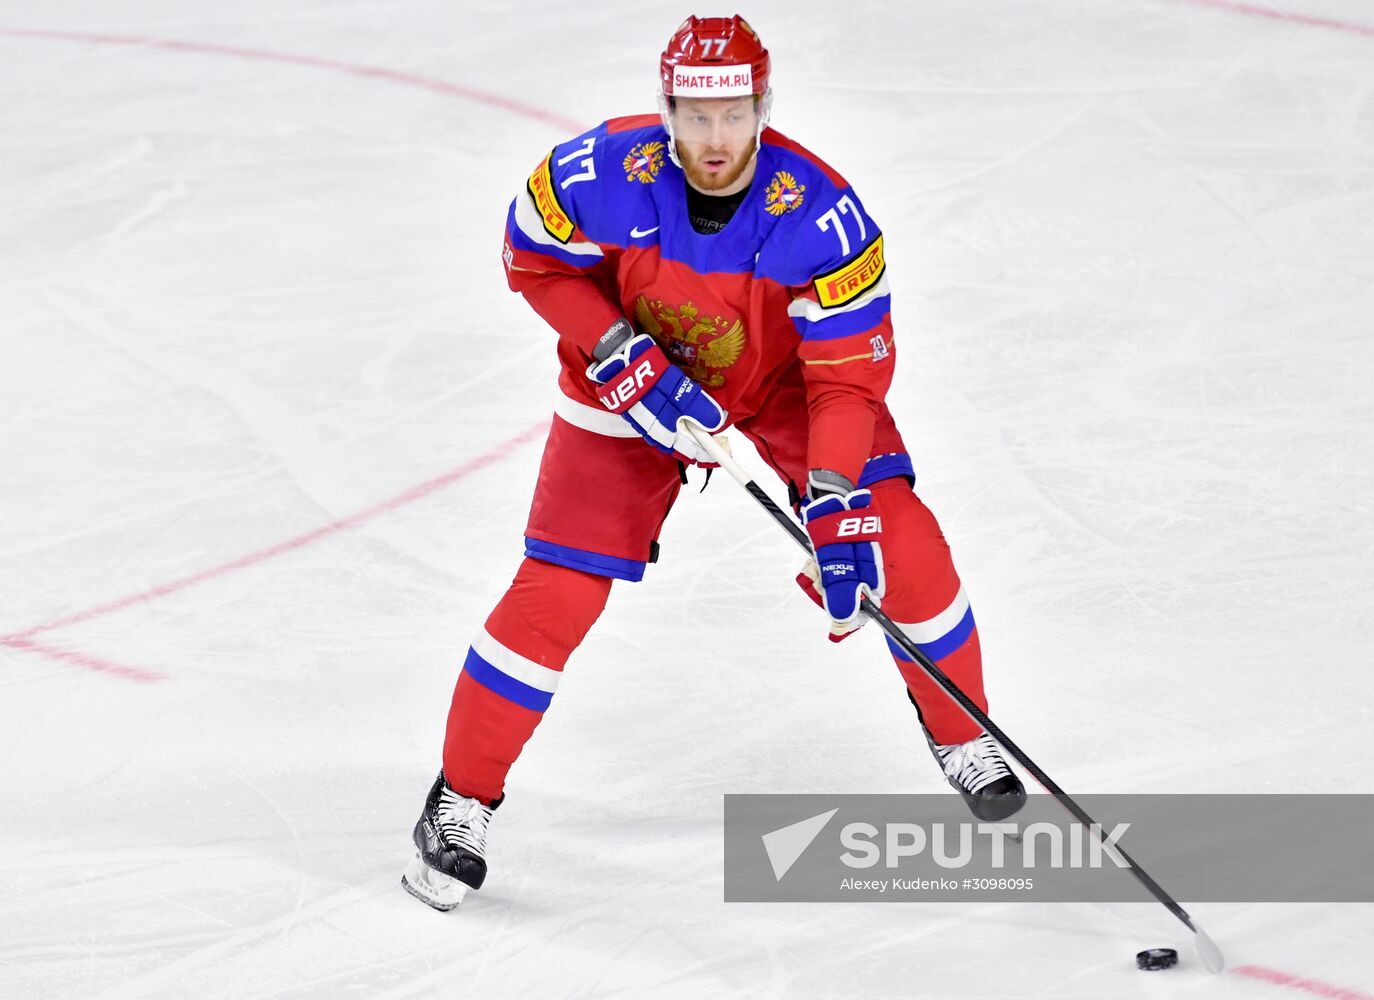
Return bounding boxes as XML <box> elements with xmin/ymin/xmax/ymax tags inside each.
<box><xmin>503</xmin><ymin>114</ymin><xmax>896</xmax><ymax>485</ymax></box>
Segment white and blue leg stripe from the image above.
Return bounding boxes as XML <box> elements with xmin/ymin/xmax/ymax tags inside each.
<box><xmin>461</xmin><ymin>629</ymin><xmax>562</xmax><ymax>713</ymax></box>
<box><xmin>886</xmin><ymin>588</ymin><xmax>976</xmax><ymax>663</ymax></box>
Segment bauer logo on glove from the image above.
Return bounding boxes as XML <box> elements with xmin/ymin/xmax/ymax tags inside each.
<box><xmin>836</xmin><ymin>515</ymin><xmax>881</xmax><ymax>537</ymax></box>
<box><xmin>596</xmin><ymin>357</ymin><xmax>659</xmax><ymax>411</ymax></box>
<box><xmin>587</xmin><ymin>330</ymin><xmax>727</xmax><ymax>466</ymax></box>
<box><xmin>799</xmin><ymin>486</ymin><xmax>886</xmax><ymax>641</ymax></box>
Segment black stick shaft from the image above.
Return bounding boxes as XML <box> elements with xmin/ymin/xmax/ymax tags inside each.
<box><xmin>734</xmin><ymin>463</ymin><xmax>1199</xmax><ymax>933</ymax></box>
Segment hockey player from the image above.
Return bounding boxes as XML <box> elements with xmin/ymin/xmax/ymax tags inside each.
<box><xmin>402</xmin><ymin>15</ymin><xmax>1026</xmax><ymax>911</ymax></box>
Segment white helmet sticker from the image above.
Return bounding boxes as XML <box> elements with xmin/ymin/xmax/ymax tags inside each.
<box><xmin>672</xmin><ymin>65</ymin><xmax>754</xmax><ymax>98</ymax></box>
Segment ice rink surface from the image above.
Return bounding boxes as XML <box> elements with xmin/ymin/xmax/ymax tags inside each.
<box><xmin>2</xmin><ymin>0</ymin><xmax>1372</xmax><ymax>996</ymax></box>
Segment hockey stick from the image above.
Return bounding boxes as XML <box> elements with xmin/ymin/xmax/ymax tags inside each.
<box><xmin>682</xmin><ymin>421</ymin><xmax>1225</xmax><ymax>974</ymax></box>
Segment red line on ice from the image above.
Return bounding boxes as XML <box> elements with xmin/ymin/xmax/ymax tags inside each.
<box><xmin>0</xmin><ymin>27</ymin><xmax>573</xmax><ymax>682</ymax></box>
<box><xmin>0</xmin><ymin>27</ymin><xmax>586</xmax><ymax>133</ymax></box>
<box><xmin>1</xmin><ymin>421</ymin><xmax>549</xmax><ymax>648</ymax></box>
<box><xmin>1176</xmin><ymin>0</ymin><xmax>1374</xmax><ymax>38</ymax></box>
<box><xmin>0</xmin><ymin>636</ymin><xmax>168</xmax><ymax>684</ymax></box>
<box><xmin>1234</xmin><ymin>965</ymin><xmax>1374</xmax><ymax>1000</ymax></box>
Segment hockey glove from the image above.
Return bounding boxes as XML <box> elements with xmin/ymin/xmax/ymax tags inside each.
<box><xmin>799</xmin><ymin>487</ymin><xmax>885</xmax><ymax>642</ymax></box>
<box><xmin>587</xmin><ymin>331</ymin><xmax>726</xmax><ymax>466</ymax></box>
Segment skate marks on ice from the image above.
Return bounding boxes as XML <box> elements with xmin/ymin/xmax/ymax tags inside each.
<box><xmin>0</xmin><ymin>288</ymin><xmax>551</xmax><ymax>678</ymax></box>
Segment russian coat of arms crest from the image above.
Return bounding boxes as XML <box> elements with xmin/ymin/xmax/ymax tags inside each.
<box><xmin>763</xmin><ymin>170</ymin><xmax>806</xmax><ymax>216</ymax></box>
<box><xmin>623</xmin><ymin>141</ymin><xmax>666</xmax><ymax>183</ymax></box>
<box><xmin>633</xmin><ymin>297</ymin><xmax>746</xmax><ymax>388</ymax></box>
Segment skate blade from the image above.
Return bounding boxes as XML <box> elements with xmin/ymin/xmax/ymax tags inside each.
<box><xmin>401</xmin><ymin>852</ymin><xmax>470</xmax><ymax>911</ymax></box>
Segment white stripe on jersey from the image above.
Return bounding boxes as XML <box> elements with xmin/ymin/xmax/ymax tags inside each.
<box><xmin>554</xmin><ymin>393</ymin><xmax>641</xmax><ymax>438</ymax></box>
<box><xmin>513</xmin><ymin>187</ymin><xmax>604</xmax><ymax>257</ymax></box>
<box><xmin>787</xmin><ymin>274</ymin><xmax>891</xmax><ymax>324</ymax></box>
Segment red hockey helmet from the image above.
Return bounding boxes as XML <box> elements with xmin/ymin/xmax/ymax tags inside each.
<box><xmin>660</xmin><ymin>15</ymin><xmax>770</xmax><ymax>99</ymax></box>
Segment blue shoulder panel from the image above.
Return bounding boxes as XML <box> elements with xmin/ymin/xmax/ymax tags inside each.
<box><xmin>539</xmin><ymin>122</ymin><xmax>611</xmax><ymax>238</ymax></box>
<box><xmin>752</xmin><ymin>142</ymin><xmax>883</xmax><ymax>289</ymax></box>
<box><xmin>546</xmin><ymin>121</ymin><xmax>669</xmax><ymax>250</ymax></box>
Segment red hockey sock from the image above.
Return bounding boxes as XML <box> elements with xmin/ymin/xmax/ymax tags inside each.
<box><xmin>873</xmin><ymin>483</ymin><xmax>990</xmax><ymax>746</ymax></box>
<box><xmin>894</xmin><ymin>626</ymin><xmax>988</xmax><ymax>745</ymax></box>
<box><xmin>442</xmin><ymin>558</ymin><xmax>611</xmax><ymax>803</ymax></box>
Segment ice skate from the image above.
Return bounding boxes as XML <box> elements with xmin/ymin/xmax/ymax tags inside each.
<box><xmin>925</xmin><ymin>730</ymin><xmax>1026</xmax><ymax>821</ymax></box>
<box><xmin>401</xmin><ymin>771</ymin><xmax>499</xmax><ymax>911</ymax></box>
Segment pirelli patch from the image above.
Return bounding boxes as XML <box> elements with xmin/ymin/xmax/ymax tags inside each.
<box><xmin>814</xmin><ymin>235</ymin><xmax>886</xmax><ymax>309</ymax></box>
<box><xmin>527</xmin><ymin>151</ymin><xmax>574</xmax><ymax>244</ymax></box>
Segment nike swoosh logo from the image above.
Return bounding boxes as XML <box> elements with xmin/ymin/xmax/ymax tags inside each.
<box><xmin>630</xmin><ymin>225</ymin><xmax>659</xmax><ymax>238</ymax></box>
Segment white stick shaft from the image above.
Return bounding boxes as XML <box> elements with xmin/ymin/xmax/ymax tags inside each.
<box><xmin>683</xmin><ymin>422</ymin><xmax>755</xmax><ymax>490</ymax></box>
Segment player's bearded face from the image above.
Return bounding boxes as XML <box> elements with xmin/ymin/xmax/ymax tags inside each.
<box><xmin>671</xmin><ymin>96</ymin><xmax>760</xmax><ymax>194</ymax></box>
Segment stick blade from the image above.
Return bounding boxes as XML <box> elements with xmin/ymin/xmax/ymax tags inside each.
<box><xmin>1193</xmin><ymin>924</ymin><xmax>1225</xmax><ymax>973</ymax></box>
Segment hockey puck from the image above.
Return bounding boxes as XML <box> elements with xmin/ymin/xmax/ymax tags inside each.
<box><xmin>1136</xmin><ymin>948</ymin><xmax>1178</xmax><ymax>971</ymax></box>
